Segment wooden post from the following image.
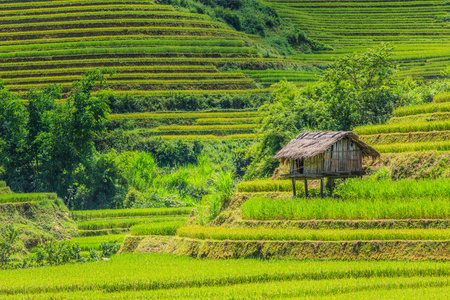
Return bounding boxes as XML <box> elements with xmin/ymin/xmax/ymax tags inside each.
<box><xmin>329</xmin><ymin>178</ymin><xmax>334</xmax><ymax>197</ymax></box>
<box><xmin>320</xmin><ymin>178</ymin><xmax>324</xmax><ymax>198</ymax></box>
<box><xmin>304</xmin><ymin>179</ymin><xmax>309</xmax><ymax>198</ymax></box>
<box><xmin>292</xmin><ymin>178</ymin><xmax>296</xmax><ymax>197</ymax></box>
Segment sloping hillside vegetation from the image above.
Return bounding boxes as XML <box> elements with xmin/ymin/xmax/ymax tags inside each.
<box><xmin>0</xmin><ymin>181</ymin><xmax>76</xmax><ymax>250</ymax></box>
<box><xmin>262</xmin><ymin>0</ymin><xmax>450</xmax><ymax>79</ymax></box>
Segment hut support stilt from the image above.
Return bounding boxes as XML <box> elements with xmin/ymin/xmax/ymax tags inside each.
<box><xmin>320</xmin><ymin>178</ymin><xmax>324</xmax><ymax>198</ymax></box>
<box><xmin>304</xmin><ymin>179</ymin><xmax>308</xmax><ymax>198</ymax></box>
<box><xmin>327</xmin><ymin>178</ymin><xmax>334</xmax><ymax>197</ymax></box>
<box><xmin>292</xmin><ymin>178</ymin><xmax>296</xmax><ymax>197</ymax></box>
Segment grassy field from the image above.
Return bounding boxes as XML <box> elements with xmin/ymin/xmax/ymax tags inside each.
<box><xmin>1</xmin><ymin>253</ymin><xmax>450</xmax><ymax>298</ymax></box>
<box><xmin>177</xmin><ymin>226</ymin><xmax>450</xmax><ymax>241</ymax></box>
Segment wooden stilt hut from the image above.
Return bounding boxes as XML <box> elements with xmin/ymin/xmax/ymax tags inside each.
<box><xmin>273</xmin><ymin>131</ymin><xmax>380</xmax><ymax>197</ymax></box>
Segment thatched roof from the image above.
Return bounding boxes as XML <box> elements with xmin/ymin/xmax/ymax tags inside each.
<box><xmin>273</xmin><ymin>131</ymin><xmax>380</xmax><ymax>160</ymax></box>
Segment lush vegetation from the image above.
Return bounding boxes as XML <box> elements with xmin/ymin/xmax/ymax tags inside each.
<box><xmin>1</xmin><ymin>253</ymin><xmax>450</xmax><ymax>297</ymax></box>
<box><xmin>130</xmin><ymin>221</ymin><xmax>187</xmax><ymax>236</ymax></box>
<box><xmin>178</xmin><ymin>226</ymin><xmax>450</xmax><ymax>241</ymax></box>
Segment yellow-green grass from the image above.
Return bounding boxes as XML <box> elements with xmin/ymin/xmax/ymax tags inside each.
<box><xmin>71</xmin><ymin>207</ymin><xmax>191</xmax><ymax>219</ymax></box>
<box><xmin>70</xmin><ymin>234</ymin><xmax>126</xmax><ymax>251</ymax></box>
<box><xmin>0</xmin><ymin>193</ymin><xmax>57</xmax><ymax>204</ymax></box>
<box><xmin>156</xmin><ymin>133</ymin><xmax>262</xmax><ymax>140</ymax></box>
<box><xmin>3</xmin><ymin>276</ymin><xmax>450</xmax><ymax>299</ymax></box>
<box><xmin>195</xmin><ymin>117</ymin><xmax>257</xmax><ymax>124</ymax></box>
<box><xmin>241</xmin><ymin>196</ymin><xmax>450</xmax><ymax>221</ymax></box>
<box><xmin>434</xmin><ymin>93</ymin><xmax>450</xmax><ymax>103</ymax></box>
<box><xmin>236</xmin><ymin>179</ymin><xmax>303</xmax><ymax>193</ymax></box>
<box><xmin>338</xmin><ymin>178</ymin><xmax>450</xmax><ymax>200</ymax></box>
<box><xmin>0</xmin><ymin>0</ymin><xmax>282</xmax><ymax>93</ymax></box>
<box><xmin>109</xmin><ymin>111</ymin><xmax>258</xmax><ymax>120</ymax></box>
<box><xmin>0</xmin><ymin>5</ymin><xmax>175</xmax><ymax>17</ymax></box>
<box><xmin>0</xmin><ymin>181</ymin><xmax>6</xmax><ymax>188</ymax></box>
<box><xmin>130</xmin><ymin>221</ymin><xmax>187</xmax><ymax>236</ymax></box>
<box><xmin>376</xmin><ymin>141</ymin><xmax>450</xmax><ymax>153</ymax></box>
<box><xmin>178</xmin><ymin>226</ymin><xmax>450</xmax><ymax>241</ymax></box>
<box><xmin>154</xmin><ymin>124</ymin><xmax>256</xmax><ymax>132</ymax></box>
<box><xmin>354</xmin><ymin>120</ymin><xmax>450</xmax><ymax>135</ymax></box>
<box><xmin>263</xmin><ymin>0</ymin><xmax>450</xmax><ymax>79</ymax></box>
<box><xmin>387</xmin><ymin>112</ymin><xmax>450</xmax><ymax>125</ymax></box>
<box><xmin>0</xmin><ymin>10</ymin><xmax>212</xmax><ymax>23</ymax></box>
<box><xmin>1</xmin><ymin>253</ymin><xmax>450</xmax><ymax>295</ymax></box>
<box><xmin>393</xmin><ymin>102</ymin><xmax>450</xmax><ymax>117</ymax></box>
<box><xmin>77</xmin><ymin>216</ymin><xmax>188</xmax><ymax>231</ymax></box>
<box><xmin>360</xmin><ymin>131</ymin><xmax>450</xmax><ymax>145</ymax></box>
<box><xmin>0</xmin><ymin>1</ymin><xmax>169</xmax><ymax>9</ymax></box>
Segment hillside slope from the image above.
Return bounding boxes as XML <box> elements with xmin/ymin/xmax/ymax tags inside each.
<box><xmin>355</xmin><ymin>93</ymin><xmax>450</xmax><ymax>178</ymax></box>
<box><xmin>0</xmin><ymin>0</ymin><xmax>302</xmax><ymax>95</ymax></box>
<box><xmin>0</xmin><ymin>181</ymin><xmax>76</xmax><ymax>249</ymax></box>
<box><xmin>262</xmin><ymin>0</ymin><xmax>450</xmax><ymax>79</ymax></box>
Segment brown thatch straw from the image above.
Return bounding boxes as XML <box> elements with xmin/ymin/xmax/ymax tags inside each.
<box><xmin>273</xmin><ymin>131</ymin><xmax>380</xmax><ymax>160</ymax></box>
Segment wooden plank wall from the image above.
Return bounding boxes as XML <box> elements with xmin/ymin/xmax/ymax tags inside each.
<box><xmin>289</xmin><ymin>138</ymin><xmax>364</xmax><ymax>175</ymax></box>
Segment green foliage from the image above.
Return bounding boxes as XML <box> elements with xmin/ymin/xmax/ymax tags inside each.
<box><xmin>0</xmin><ymin>69</ymin><xmax>112</xmax><ymax>198</ymax></box>
<box><xmin>107</xmin><ymin>92</ymin><xmax>270</xmax><ymax>113</ymax></box>
<box><xmin>130</xmin><ymin>221</ymin><xmax>186</xmax><ymax>236</ymax></box>
<box><xmin>0</xmin><ymin>224</ymin><xmax>21</xmax><ymax>269</ymax></box>
<box><xmin>244</xmin><ymin>45</ymin><xmax>419</xmax><ymax>179</ymax></box>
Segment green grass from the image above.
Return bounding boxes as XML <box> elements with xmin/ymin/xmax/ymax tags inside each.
<box><xmin>0</xmin><ymin>193</ymin><xmax>57</xmax><ymax>204</ymax></box>
<box><xmin>178</xmin><ymin>226</ymin><xmax>450</xmax><ymax>241</ymax></box>
<box><xmin>241</xmin><ymin>196</ymin><xmax>450</xmax><ymax>220</ymax></box>
<box><xmin>386</xmin><ymin>112</ymin><xmax>450</xmax><ymax>125</ymax></box>
<box><xmin>0</xmin><ymin>181</ymin><xmax>6</xmax><ymax>188</ymax></box>
<box><xmin>376</xmin><ymin>141</ymin><xmax>450</xmax><ymax>153</ymax></box>
<box><xmin>3</xmin><ymin>276</ymin><xmax>450</xmax><ymax>299</ymax></box>
<box><xmin>337</xmin><ymin>178</ymin><xmax>450</xmax><ymax>200</ymax></box>
<box><xmin>71</xmin><ymin>207</ymin><xmax>191</xmax><ymax>219</ymax></box>
<box><xmin>77</xmin><ymin>216</ymin><xmax>188</xmax><ymax>231</ymax></box>
<box><xmin>157</xmin><ymin>133</ymin><xmax>261</xmax><ymax>140</ymax></box>
<box><xmin>354</xmin><ymin>120</ymin><xmax>450</xmax><ymax>135</ymax></box>
<box><xmin>130</xmin><ymin>221</ymin><xmax>187</xmax><ymax>236</ymax></box>
<box><xmin>1</xmin><ymin>253</ymin><xmax>450</xmax><ymax>296</ymax></box>
<box><xmin>69</xmin><ymin>234</ymin><xmax>127</xmax><ymax>251</ymax></box>
<box><xmin>236</xmin><ymin>179</ymin><xmax>302</xmax><ymax>193</ymax></box>
<box><xmin>434</xmin><ymin>93</ymin><xmax>450</xmax><ymax>103</ymax></box>
<box><xmin>393</xmin><ymin>102</ymin><xmax>450</xmax><ymax>117</ymax></box>
<box><xmin>195</xmin><ymin>117</ymin><xmax>257</xmax><ymax>124</ymax></box>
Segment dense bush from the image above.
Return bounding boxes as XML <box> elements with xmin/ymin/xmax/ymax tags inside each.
<box><xmin>107</xmin><ymin>92</ymin><xmax>271</xmax><ymax>113</ymax></box>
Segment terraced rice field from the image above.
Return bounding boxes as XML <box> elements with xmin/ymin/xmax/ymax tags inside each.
<box><xmin>0</xmin><ymin>0</ymin><xmax>299</xmax><ymax>95</ymax></box>
<box><xmin>262</xmin><ymin>0</ymin><xmax>450</xmax><ymax>79</ymax></box>
<box><xmin>357</xmin><ymin>93</ymin><xmax>450</xmax><ymax>152</ymax></box>
<box><xmin>2</xmin><ymin>253</ymin><xmax>450</xmax><ymax>298</ymax></box>
<box><xmin>0</xmin><ymin>181</ymin><xmax>57</xmax><ymax>203</ymax></box>
<box><xmin>72</xmin><ymin>207</ymin><xmax>190</xmax><ymax>242</ymax></box>
<box><xmin>108</xmin><ymin>110</ymin><xmax>262</xmax><ymax>140</ymax></box>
